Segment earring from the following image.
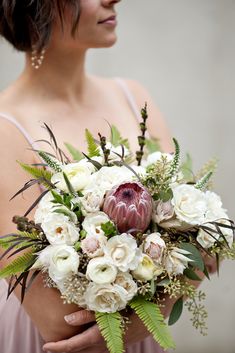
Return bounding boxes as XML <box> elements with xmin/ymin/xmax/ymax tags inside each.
<box><xmin>31</xmin><ymin>47</ymin><xmax>46</xmax><ymax>70</ymax></box>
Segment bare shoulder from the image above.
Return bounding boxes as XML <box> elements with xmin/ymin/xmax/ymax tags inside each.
<box><xmin>122</xmin><ymin>79</ymin><xmax>174</xmax><ymax>152</ymax></box>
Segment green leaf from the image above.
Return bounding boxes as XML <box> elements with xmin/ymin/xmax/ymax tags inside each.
<box><xmin>158</xmin><ymin>189</ymin><xmax>173</xmax><ymax>202</ymax></box>
<box><xmin>130</xmin><ymin>297</ymin><xmax>175</xmax><ymax>350</ymax></box>
<box><xmin>63</xmin><ymin>172</ymin><xmax>77</xmax><ymax>196</ymax></box>
<box><xmin>184</xmin><ymin>268</ymin><xmax>202</xmax><ymax>281</ymax></box>
<box><xmin>145</xmin><ymin>138</ymin><xmax>161</xmax><ymax>153</ymax></box>
<box><xmin>180</xmin><ymin>243</ymin><xmax>204</xmax><ymax>271</ymax></box>
<box><xmin>0</xmin><ymin>252</ymin><xmax>35</xmax><ymax>278</ymax></box>
<box><xmin>38</xmin><ymin>151</ymin><xmax>62</xmax><ymax>172</ymax></box>
<box><xmin>64</xmin><ymin>143</ymin><xmax>83</xmax><ymax>161</ymax></box>
<box><xmin>180</xmin><ymin>153</ymin><xmax>193</xmax><ymax>181</ymax></box>
<box><xmin>110</xmin><ymin>125</ymin><xmax>130</xmax><ymax>149</ymax></box>
<box><xmin>18</xmin><ymin>162</ymin><xmax>53</xmax><ymax>189</ymax></box>
<box><xmin>168</xmin><ymin>297</ymin><xmax>183</xmax><ymax>326</ymax></box>
<box><xmin>85</xmin><ymin>129</ymin><xmax>100</xmax><ymax>157</ymax></box>
<box><xmin>101</xmin><ymin>221</ymin><xmax>117</xmax><ymax>237</ymax></box>
<box><xmin>96</xmin><ymin>312</ymin><xmax>124</xmax><ymax>353</ymax></box>
<box><xmin>203</xmin><ymin>265</ymin><xmax>210</xmax><ymax>280</ymax></box>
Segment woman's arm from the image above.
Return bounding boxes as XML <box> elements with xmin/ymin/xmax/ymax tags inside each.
<box><xmin>0</xmin><ymin>121</ymin><xmax>83</xmax><ymax>342</ymax></box>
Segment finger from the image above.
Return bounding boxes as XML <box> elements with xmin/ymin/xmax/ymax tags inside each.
<box><xmin>43</xmin><ymin>325</ymin><xmax>104</xmax><ymax>353</ymax></box>
<box><xmin>64</xmin><ymin>310</ymin><xmax>95</xmax><ymax>326</ymax></box>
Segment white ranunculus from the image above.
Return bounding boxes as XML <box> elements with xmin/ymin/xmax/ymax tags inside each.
<box><xmin>114</xmin><ymin>272</ymin><xmax>137</xmax><ymax>301</ymax></box>
<box><xmin>85</xmin><ymin>283</ymin><xmax>127</xmax><ymax>313</ymax></box>
<box><xmin>81</xmin><ymin>234</ymin><xmax>107</xmax><ymax>258</ymax></box>
<box><xmin>82</xmin><ymin>212</ymin><xmax>110</xmax><ymax>237</ymax></box>
<box><xmin>196</xmin><ymin>227</ymin><xmax>220</xmax><ymax>249</ymax></box>
<box><xmin>79</xmin><ymin>189</ymin><xmax>105</xmax><ymax>215</ymax></box>
<box><xmin>41</xmin><ymin>213</ymin><xmax>80</xmax><ymax>245</ymax></box>
<box><xmin>142</xmin><ymin>233</ymin><xmax>166</xmax><ymax>263</ymax></box>
<box><xmin>132</xmin><ymin>254</ymin><xmax>162</xmax><ymax>281</ymax></box>
<box><xmin>34</xmin><ymin>191</ymin><xmax>55</xmax><ymax>224</ymax></box>
<box><xmin>86</xmin><ymin>257</ymin><xmax>117</xmax><ymax>284</ymax></box>
<box><xmin>164</xmin><ymin>247</ymin><xmax>193</xmax><ymax>275</ymax></box>
<box><xmin>172</xmin><ymin>184</ymin><xmax>207</xmax><ymax>225</ymax></box>
<box><xmin>85</xmin><ymin>166</ymin><xmax>133</xmax><ymax>195</ymax></box>
<box><xmin>51</xmin><ymin>161</ymin><xmax>93</xmax><ymax>192</ymax></box>
<box><xmin>33</xmin><ymin>245</ymin><xmax>80</xmax><ymax>287</ymax></box>
<box><xmin>105</xmin><ymin>233</ymin><xmax>142</xmax><ymax>272</ymax></box>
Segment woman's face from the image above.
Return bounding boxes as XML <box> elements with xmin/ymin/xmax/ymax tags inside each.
<box><xmin>53</xmin><ymin>0</ymin><xmax>121</xmax><ymax>50</ymax></box>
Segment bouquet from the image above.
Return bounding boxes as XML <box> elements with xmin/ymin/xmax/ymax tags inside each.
<box><xmin>1</xmin><ymin>105</ymin><xmax>234</xmax><ymax>352</ymax></box>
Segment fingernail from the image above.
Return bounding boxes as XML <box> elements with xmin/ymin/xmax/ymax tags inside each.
<box><xmin>64</xmin><ymin>314</ymin><xmax>75</xmax><ymax>324</ymax></box>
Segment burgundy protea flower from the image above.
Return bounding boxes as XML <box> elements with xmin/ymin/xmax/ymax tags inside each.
<box><xmin>103</xmin><ymin>182</ymin><xmax>153</xmax><ymax>234</ymax></box>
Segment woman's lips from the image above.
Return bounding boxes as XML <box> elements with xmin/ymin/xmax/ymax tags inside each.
<box><xmin>98</xmin><ymin>15</ymin><xmax>117</xmax><ymax>26</ymax></box>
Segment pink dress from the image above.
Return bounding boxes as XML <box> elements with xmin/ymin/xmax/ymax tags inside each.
<box><xmin>0</xmin><ymin>79</ymin><xmax>165</xmax><ymax>353</ymax></box>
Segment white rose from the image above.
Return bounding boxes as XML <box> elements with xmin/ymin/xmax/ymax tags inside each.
<box><xmin>164</xmin><ymin>247</ymin><xmax>193</xmax><ymax>275</ymax></box>
<box><xmin>86</xmin><ymin>257</ymin><xmax>117</xmax><ymax>284</ymax></box>
<box><xmin>85</xmin><ymin>283</ymin><xmax>127</xmax><ymax>313</ymax></box>
<box><xmin>85</xmin><ymin>166</ymin><xmax>133</xmax><ymax>195</ymax></box>
<box><xmin>172</xmin><ymin>184</ymin><xmax>207</xmax><ymax>225</ymax></box>
<box><xmin>105</xmin><ymin>233</ymin><xmax>142</xmax><ymax>272</ymax></box>
<box><xmin>41</xmin><ymin>213</ymin><xmax>80</xmax><ymax>245</ymax></box>
<box><xmin>82</xmin><ymin>212</ymin><xmax>110</xmax><ymax>237</ymax></box>
<box><xmin>51</xmin><ymin>161</ymin><xmax>93</xmax><ymax>192</ymax></box>
<box><xmin>144</xmin><ymin>151</ymin><xmax>173</xmax><ymax>167</ymax></box>
<box><xmin>198</xmin><ymin>213</ymin><xmax>234</xmax><ymax>248</ymax></box>
<box><xmin>79</xmin><ymin>189</ymin><xmax>105</xmax><ymax>215</ymax></box>
<box><xmin>204</xmin><ymin>191</ymin><xmax>226</xmax><ymax>221</ymax></box>
<box><xmin>132</xmin><ymin>254</ymin><xmax>162</xmax><ymax>281</ymax></box>
<box><xmin>34</xmin><ymin>191</ymin><xmax>55</xmax><ymax>224</ymax></box>
<box><xmin>33</xmin><ymin>245</ymin><xmax>80</xmax><ymax>287</ymax></box>
<box><xmin>81</xmin><ymin>234</ymin><xmax>107</xmax><ymax>258</ymax></box>
<box><xmin>114</xmin><ymin>272</ymin><xmax>137</xmax><ymax>301</ymax></box>
<box><xmin>142</xmin><ymin>233</ymin><xmax>166</xmax><ymax>263</ymax></box>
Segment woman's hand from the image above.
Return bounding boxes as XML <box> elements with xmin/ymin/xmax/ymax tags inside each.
<box><xmin>42</xmin><ymin>309</ymin><xmax>153</xmax><ymax>353</ymax></box>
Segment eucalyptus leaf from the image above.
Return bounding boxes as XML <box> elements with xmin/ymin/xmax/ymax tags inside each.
<box><xmin>180</xmin><ymin>243</ymin><xmax>204</xmax><ymax>271</ymax></box>
<box><xmin>168</xmin><ymin>296</ymin><xmax>183</xmax><ymax>326</ymax></box>
<box><xmin>184</xmin><ymin>268</ymin><xmax>202</xmax><ymax>281</ymax></box>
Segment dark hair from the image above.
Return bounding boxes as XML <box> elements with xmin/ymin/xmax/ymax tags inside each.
<box><xmin>0</xmin><ymin>0</ymin><xmax>80</xmax><ymax>52</ymax></box>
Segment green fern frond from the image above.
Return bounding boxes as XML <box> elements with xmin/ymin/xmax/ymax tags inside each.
<box><xmin>195</xmin><ymin>171</ymin><xmax>213</xmax><ymax>190</ymax></box>
<box><xmin>38</xmin><ymin>151</ymin><xmax>62</xmax><ymax>172</ymax></box>
<box><xmin>145</xmin><ymin>138</ymin><xmax>162</xmax><ymax>154</ymax></box>
<box><xmin>130</xmin><ymin>297</ymin><xmax>175</xmax><ymax>350</ymax></box>
<box><xmin>110</xmin><ymin>125</ymin><xmax>130</xmax><ymax>149</ymax></box>
<box><xmin>96</xmin><ymin>312</ymin><xmax>124</xmax><ymax>353</ymax></box>
<box><xmin>85</xmin><ymin>129</ymin><xmax>100</xmax><ymax>158</ymax></box>
<box><xmin>168</xmin><ymin>138</ymin><xmax>180</xmax><ymax>178</ymax></box>
<box><xmin>0</xmin><ymin>252</ymin><xmax>35</xmax><ymax>278</ymax></box>
<box><xmin>64</xmin><ymin>143</ymin><xmax>83</xmax><ymax>161</ymax></box>
<box><xmin>0</xmin><ymin>232</ymin><xmax>39</xmax><ymax>251</ymax></box>
<box><xmin>18</xmin><ymin>162</ymin><xmax>53</xmax><ymax>188</ymax></box>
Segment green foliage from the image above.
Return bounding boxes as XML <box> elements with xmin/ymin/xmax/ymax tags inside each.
<box><xmin>110</xmin><ymin>125</ymin><xmax>130</xmax><ymax>149</ymax></box>
<box><xmin>180</xmin><ymin>153</ymin><xmax>193</xmax><ymax>182</ymax></box>
<box><xmin>101</xmin><ymin>221</ymin><xmax>117</xmax><ymax>237</ymax></box>
<box><xmin>145</xmin><ymin>137</ymin><xmax>161</xmax><ymax>154</ymax></box>
<box><xmin>130</xmin><ymin>297</ymin><xmax>175</xmax><ymax>350</ymax></box>
<box><xmin>185</xmin><ymin>290</ymin><xmax>208</xmax><ymax>336</ymax></box>
<box><xmin>63</xmin><ymin>172</ymin><xmax>77</xmax><ymax>196</ymax></box>
<box><xmin>64</xmin><ymin>143</ymin><xmax>83</xmax><ymax>161</ymax></box>
<box><xmin>18</xmin><ymin>162</ymin><xmax>53</xmax><ymax>188</ymax></box>
<box><xmin>38</xmin><ymin>151</ymin><xmax>62</xmax><ymax>172</ymax></box>
<box><xmin>96</xmin><ymin>312</ymin><xmax>124</xmax><ymax>353</ymax></box>
<box><xmin>168</xmin><ymin>296</ymin><xmax>183</xmax><ymax>326</ymax></box>
<box><xmin>184</xmin><ymin>268</ymin><xmax>202</xmax><ymax>281</ymax></box>
<box><xmin>195</xmin><ymin>171</ymin><xmax>213</xmax><ymax>190</ymax></box>
<box><xmin>195</xmin><ymin>157</ymin><xmax>218</xmax><ymax>189</ymax></box>
<box><xmin>85</xmin><ymin>129</ymin><xmax>100</xmax><ymax>157</ymax></box>
<box><xmin>168</xmin><ymin>138</ymin><xmax>180</xmax><ymax>178</ymax></box>
<box><xmin>180</xmin><ymin>243</ymin><xmax>204</xmax><ymax>271</ymax></box>
<box><xmin>0</xmin><ymin>252</ymin><xmax>35</xmax><ymax>278</ymax></box>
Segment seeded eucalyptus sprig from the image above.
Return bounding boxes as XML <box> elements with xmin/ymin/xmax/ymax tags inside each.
<box><xmin>136</xmin><ymin>103</ymin><xmax>148</xmax><ymax>166</ymax></box>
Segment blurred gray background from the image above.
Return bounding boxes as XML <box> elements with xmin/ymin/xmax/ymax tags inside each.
<box><xmin>0</xmin><ymin>0</ymin><xmax>235</xmax><ymax>352</ymax></box>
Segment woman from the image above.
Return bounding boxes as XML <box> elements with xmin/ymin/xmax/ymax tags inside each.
<box><xmin>0</xmin><ymin>1</ymin><xmax>216</xmax><ymax>352</ymax></box>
